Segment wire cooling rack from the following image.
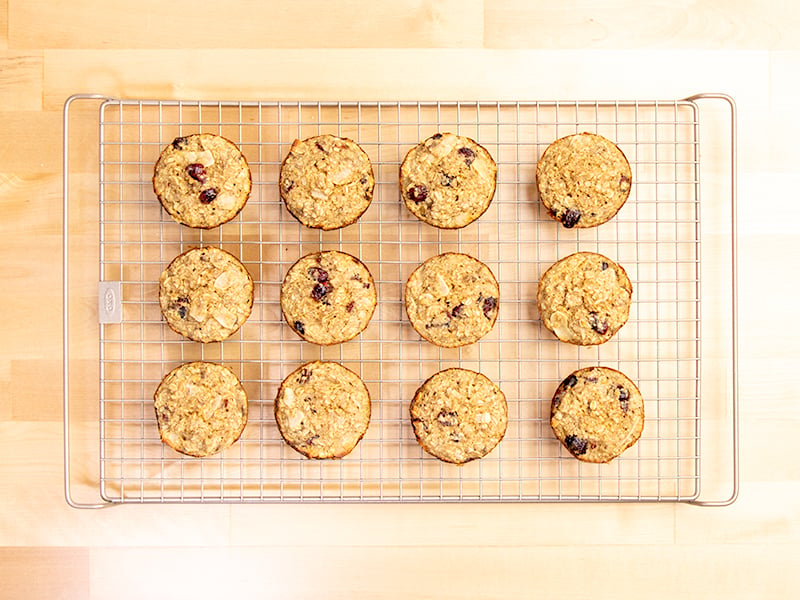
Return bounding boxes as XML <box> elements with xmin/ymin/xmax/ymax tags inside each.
<box><xmin>63</xmin><ymin>95</ymin><xmax>738</xmax><ymax>506</ymax></box>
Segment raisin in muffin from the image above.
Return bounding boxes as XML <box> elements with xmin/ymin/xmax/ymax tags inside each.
<box><xmin>550</xmin><ymin>366</ymin><xmax>644</xmax><ymax>463</ymax></box>
<box><xmin>153</xmin><ymin>133</ymin><xmax>251</xmax><ymax>229</ymax></box>
<box><xmin>159</xmin><ymin>247</ymin><xmax>254</xmax><ymax>343</ymax></box>
<box><xmin>154</xmin><ymin>361</ymin><xmax>248</xmax><ymax>458</ymax></box>
<box><xmin>410</xmin><ymin>368</ymin><xmax>507</xmax><ymax>464</ymax></box>
<box><xmin>537</xmin><ymin>252</ymin><xmax>632</xmax><ymax>345</ymax></box>
<box><xmin>536</xmin><ymin>132</ymin><xmax>632</xmax><ymax>228</ymax></box>
<box><xmin>400</xmin><ymin>133</ymin><xmax>497</xmax><ymax>229</ymax></box>
<box><xmin>280</xmin><ymin>250</ymin><xmax>377</xmax><ymax>345</ymax></box>
<box><xmin>279</xmin><ymin>134</ymin><xmax>375</xmax><ymax>230</ymax></box>
<box><xmin>404</xmin><ymin>252</ymin><xmax>499</xmax><ymax>348</ymax></box>
<box><xmin>274</xmin><ymin>361</ymin><xmax>371</xmax><ymax>459</ymax></box>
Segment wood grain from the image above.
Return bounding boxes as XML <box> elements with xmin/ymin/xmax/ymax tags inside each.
<box><xmin>0</xmin><ymin>169</ymin><xmax>63</xmax><ymax>410</ymax></box>
<box><xmin>768</xmin><ymin>52</ymin><xmax>800</xmax><ymax>173</ymax></box>
<box><xmin>229</xmin><ymin>502</ymin><xmax>675</xmax><ymax>547</ymax></box>
<box><xmin>0</xmin><ymin>0</ymin><xmax>7</xmax><ymax>49</ymax></box>
<box><xmin>87</xmin><ymin>544</ymin><xmax>798</xmax><ymax>599</ymax></box>
<box><xmin>0</xmin><ymin>548</ymin><xmax>89</xmax><ymax>600</ymax></box>
<box><xmin>9</xmin><ymin>360</ymin><xmax>65</xmax><ymax>421</ymax></box>
<box><xmin>0</xmin><ymin>112</ymin><xmax>61</xmax><ymax>172</ymax></box>
<box><xmin>9</xmin><ymin>0</ymin><xmax>483</xmax><ymax>49</ymax></box>
<box><xmin>1</xmin><ymin>0</ymin><xmax>800</xmax><ymax>597</ymax></box>
<box><xmin>11</xmin><ymin>1</ymin><xmax>800</xmax><ymax>51</ymax></box>
<box><xmin>0</xmin><ymin>53</ymin><xmax>42</xmax><ymax>110</ymax></box>
<box><xmin>484</xmin><ymin>0</ymin><xmax>800</xmax><ymax>49</ymax></box>
<box><xmin>42</xmin><ymin>48</ymin><xmax>770</xmax><ymax>111</ymax></box>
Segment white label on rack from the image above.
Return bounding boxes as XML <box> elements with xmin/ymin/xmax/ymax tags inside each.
<box><xmin>98</xmin><ymin>281</ymin><xmax>122</xmax><ymax>324</ymax></box>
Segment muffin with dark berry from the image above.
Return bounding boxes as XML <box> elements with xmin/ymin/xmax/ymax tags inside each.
<box><xmin>410</xmin><ymin>368</ymin><xmax>507</xmax><ymax>464</ymax></box>
<box><xmin>405</xmin><ymin>252</ymin><xmax>499</xmax><ymax>348</ymax></box>
<box><xmin>153</xmin><ymin>133</ymin><xmax>251</xmax><ymax>229</ymax></box>
<box><xmin>536</xmin><ymin>132</ymin><xmax>632</xmax><ymax>228</ymax></box>
<box><xmin>280</xmin><ymin>250</ymin><xmax>377</xmax><ymax>345</ymax></box>
<box><xmin>159</xmin><ymin>246</ymin><xmax>254</xmax><ymax>343</ymax></box>
<box><xmin>400</xmin><ymin>133</ymin><xmax>497</xmax><ymax>229</ymax></box>
<box><xmin>279</xmin><ymin>134</ymin><xmax>375</xmax><ymax>230</ymax></box>
<box><xmin>154</xmin><ymin>361</ymin><xmax>248</xmax><ymax>458</ymax></box>
<box><xmin>550</xmin><ymin>366</ymin><xmax>644</xmax><ymax>463</ymax></box>
<box><xmin>537</xmin><ymin>252</ymin><xmax>632</xmax><ymax>346</ymax></box>
<box><xmin>274</xmin><ymin>361</ymin><xmax>371</xmax><ymax>459</ymax></box>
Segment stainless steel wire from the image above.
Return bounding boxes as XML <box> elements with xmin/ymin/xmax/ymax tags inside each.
<box><xmin>65</xmin><ymin>97</ymin><xmax>733</xmax><ymax>504</ymax></box>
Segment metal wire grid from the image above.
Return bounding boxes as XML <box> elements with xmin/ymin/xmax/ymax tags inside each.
<box><xmin>94</xmin><ymin>99</ymin><xmax>701</xmax><ymax>503</ymax></box>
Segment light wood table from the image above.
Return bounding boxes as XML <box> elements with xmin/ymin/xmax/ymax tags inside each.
<box><xmin>2</xmin><ymin>2</ymin><xmax>798</xmax><ymax>598</ymax></box>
